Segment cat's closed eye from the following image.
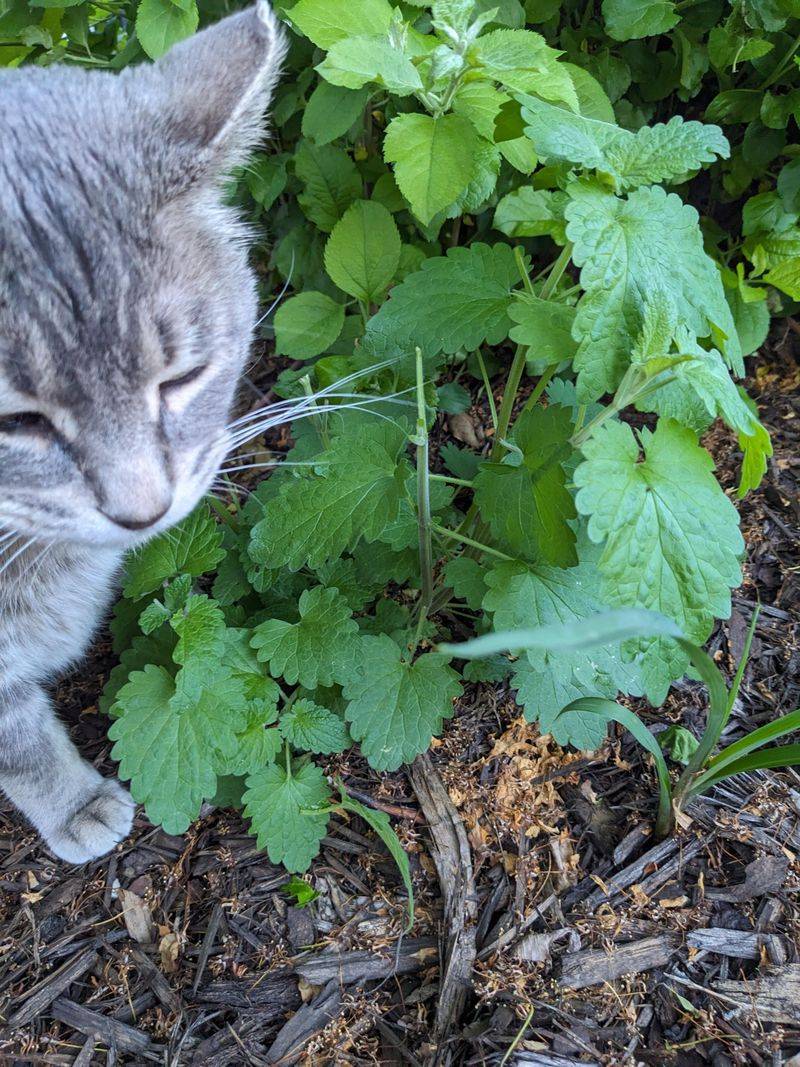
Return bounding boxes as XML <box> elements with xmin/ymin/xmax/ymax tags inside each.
<box><xmin>0</xmin><ymin>411</ymin><xmax>53</xmax><ymax>435</ymax></box>
<box><xmin>160</xmin><ymin>364</ymin><xmax>209</xmax><ymax>393</ymax></box>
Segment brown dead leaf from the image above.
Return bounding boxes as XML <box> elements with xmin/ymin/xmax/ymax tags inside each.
<box><xmin>448</xmin><ymin>412</ymin><xmax>484</xmax><ymax>448</ymax></box>
<box><xmin>118</xmin><ymin>887</ymin><xmax>155</xmax><ymax>945</ymax></box>
<box><xmin>159</xmin><ymin>931</ymin><xmax>180</xmax><ymax>973</ymax></box>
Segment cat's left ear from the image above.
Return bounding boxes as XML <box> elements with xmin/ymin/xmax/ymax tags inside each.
<box><xmin>135</xmin><ymin>1</ymin><xmax>286</xmax><ymax>186</ymax></box>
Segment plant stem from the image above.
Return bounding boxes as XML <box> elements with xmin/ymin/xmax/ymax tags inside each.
<box><xmin>430</xmin><ymin>472</ymin><xmax>473</xmax><ymax>488</ymax></box>
<box><xmin>539</xmin><ymin>242</ymin><xmax>574</xmax><ymax>301</ymax></box>
<box><xmin>414</xmin><ymin>348</ymin><xmax>435</xmax><ymax>613</ymax></box>
<box><xmin>431</xmin><ymin>522</ymin><xmax>513</xmax><ymax>560</ymax></box>
<box><xmin>475</xmin><ymin>349</ymin><xmax>499</xmax><ymax>431</ymax></box>
<box><xmin>521</xmin><ymin>363</ymin><xmax>558</xmax><ymax>415</ymax></box>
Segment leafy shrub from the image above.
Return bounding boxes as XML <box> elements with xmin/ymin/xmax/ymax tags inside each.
<box><xmin>10</xmin><ymin>0</ymin><xmax>797</xmax><ymax>869</ymax></box>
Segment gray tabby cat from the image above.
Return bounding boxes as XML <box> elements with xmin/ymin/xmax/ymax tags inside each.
<box><xmin>0</xmin><ymin>4</ymin><xmax>285</xmax><ymax>862</ymax></box>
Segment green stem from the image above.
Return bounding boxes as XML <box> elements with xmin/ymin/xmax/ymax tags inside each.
<box><xmin>414</xmin><ymin>348</ymin><xmax>434</xmax><ymax>613</ymax></box>
<box><xmin>521</xmin><ymin>364</ymin><xmax>558</xmax><ymax>415</ymax></box>
<box><xmin>431</xmin><ymin>522</ymin><xmax>513</xmax><ymax>561</ymax></box>
<box><xmin>539</xmin><ymin>242</ymin><xmax>574</xmax><ymax>301</ymax></box>
<box><xmin>300</xmin><ymin>374</ymin><xmax>331</xmax><ymax>449</ymax></box>
<box><xmin>491</xmin><ymin>344</ymin><xmax>528</xmax><ymax>462</ymax></box>
<box><xmin>759</xmin><ymin>31</ymin><xmax>800</xmax><ymax>90</ymax></box>
<box><xmin>514</xmin><ymin>246</ymin><xmax>535</xmax><ymax>296</ymax></box>
<box><xmin>475</xmin><ymin>349</ymin><xmax>499</xmax><ymax>432</ymax></box>
<box><xmin>430</xmin><ymin>472</ymin><xmax>473</xmax><ymax>489</ymax></box>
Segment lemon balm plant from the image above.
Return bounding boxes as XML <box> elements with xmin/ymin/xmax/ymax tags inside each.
<box><xmin>12</xmin><ymin>0</ymin><xmax>785</xmax><ymax>868</ymax></box>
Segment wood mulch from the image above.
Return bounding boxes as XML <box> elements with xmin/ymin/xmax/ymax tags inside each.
<box><xmin>0</xmin><ymin>333</ymin><xmax>797</xmax><ymax>1066</ymax></box>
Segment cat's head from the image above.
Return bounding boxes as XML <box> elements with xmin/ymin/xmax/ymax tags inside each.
<box><xmin>0</xmin><ymin>3</ymin><xmax>285</xmax><ymax>552</ymax></box>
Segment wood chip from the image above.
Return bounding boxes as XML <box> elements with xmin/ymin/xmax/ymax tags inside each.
<box><xmin>705</xmin><ymin>855</ymin><xmax>789</xmax><ymax>902</ymax></box>
<box><xmin>559</xmin><ymin>935</ymin><xmax>678</xmax><ymax>990</ymax></box>
<box><xmin>8</xmin><ymin>949</ymin><xmax>99</xmax><ymax>1028</ymax></box>
<box><xmin>50</xmin><ymin>998</ymin><xmax>155</xmax><ymax>1055</ymax></box>
<box><xmin>714</xmin><ymin>963</ymin><xmax>800</xmax><ymax>1023</ymax></box>
<box><xmin>687</xmin><ymin>928</ymin><xmax>779</xmax><ymax>960</ymax></box>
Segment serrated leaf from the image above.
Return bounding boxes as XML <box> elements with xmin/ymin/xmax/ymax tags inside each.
<box><xmin>383</xmin><ymin>112</ymin><xmax>480</xmax><ymax>224</ymax></box>
<box><xmin>218</xmin><ymin>704</ymin><xmax>282</xmax><ymax>776</ymax></box>
<box><xmin>280</xmin><ymin>698</ymin><xmax>351</xmax><ymax>754</ymax></box>
<box><xmin>764</xmin><ymin>257</ymin><xmax>800</xmax><ymax>299</ymax></box>
<box><xmin>294</xmin><ymin>141</ymin><xmax>362</xmax><ymax>232</ymax></box>
<box><xmin>302</xmin><ymin>82</ymin><xmax>370</xmax><ymax>146</ymax></box>
<box><xmin>109</xmin><ymin>664</ymin><xmax>249</xmax><ymax>834</ymax></box>
<box><xmin>443</xmin><ymin>556</ymin><xmax>488</xmax><ymax>610</ymax></box>
<box><xmin>440</xmin><ymin>442</ymin><xmax>481</xmax><ymax>481</ymax></box>
<box><xmin>364</xmin><ymin>242</ymin><xmax>519</xmax><ymax>359</ymax></box>
<box><xmin>474</xmin><ymin>404</ymin><xmax>577</xmax><ymax>566</ymax></box>
<box><xmin>638</xmin><ymin>338</ymin><xmax>772</xmax><ymax>496</ymax></box>
<box><xmin>249</xmin><ymin>425</ymin><xmax>410</xmax><ymax>571</ymax></box>
<box><xmin>317</xmin><ymin>35</ymin><xmax>423</xmax><ymax>96</ymax></box>
<box><xmin>123</xmin><ymin>506</ymin><xmax>224</xmax><ymax>599</ymax></box>
<box><xmin>483</xmin><ymin>552</ymin><xmax>645</xmax><ymax>725</ymax></box>
<box><xmin>508</xmin><ymin>292</ymin><xmax>577</xmax><ymax>369</ymax></box>
<box><xmin>244</xmin><ymin>760</ymin><xmax>331</xmax><ymax>872</ymax></box>
<box><xmin>343</xmin><ymin>636</ymin><xmax>461</xmax><ymax>770</ymax></box>
<box><xmin>274</xmin><ymin>292</ymin><xmax>345</xmax><ymax>359</ymax></box>
<box><xmin>325</xmin><ymin>200</ymin><xmax>401</xmax><ymax>303</ymax></box>
<box><xmin>136</xmin><ymin>0</ymin><xmax>197</xmax><ymax>59</ymax></box>
<box><xmin>289</xmin><ymin>0</ymin><xmax>393</xmax><ymax>48</ymax></box>
<box><xmin>139</xmin><ymin>600</ymin><xmax>171</xmax><ymax>635</ymax></box>
<box><xmin>251</xmin><ymin>586</ymin><xmax>362</xmax><ymax>688</ymax></box>
<box><xmin>474</xmin><ymin>29</ymin><xmax>578</xmax><ymax>109</ymax></box>
<box><xmin>493</xmin><ymin>187</ymin><xmax>567</xmax><ymax>241</ymax></box>
<box><xmin>602</xmin><ymin>0</ymin><xmax>678</xmax><ymax>40</ymax></box>
<box><xmin>575</xmin><ymin>419</ymin><xmax>744</xmax><ymax>701</ymax></box>
<box><xmin>566</xmin><ymin>182</ymin><xmax>742</xmax><ymax>402</ymax></box>
<box><xmin>521</xmin><ymin>99</ymin><xmax>729</xmax><ymax>191</ymax></box>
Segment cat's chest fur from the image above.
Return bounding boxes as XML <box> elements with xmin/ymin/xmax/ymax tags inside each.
<box><xmin>0</xmin><ymin>549</ymin><xmax>122</xmax><ymax>685</ymax></box>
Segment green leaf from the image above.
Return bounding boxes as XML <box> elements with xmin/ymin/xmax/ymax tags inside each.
<box><xmin>508</xmin><ymin>292</ymin><xmax>577</xmax><ymax>368</ymax></box>
<box><xmin>383</xmin><ymin>112</ymin><xmax>480</xmax><ymax>224</ymax></box>
<box><xmin>474</xmin><ymin>404</ymin><xmax>577</xmax><ymax>566</ymax></box>
<box><xmin>692</xmin><ymin>744</ymin><xmax>800</xmax><ymax>791</ymax></box>
<box><xmin>482</xmin><ymin>553</ymin><xmax>645</xmax><ymax>722</ymax></box>
<box><xmin>602</xmin><ymin>0</ymin><xmax>678</xmax><ymax>41</ymax></box>
<box><xmin>139</xmin><ymin>600</ymin><xmax>171</xmax><ymax>635</ymax></box>
<box><xmin>324</xmin><ymin>200</ymin><xmax>401</xmax><ymax>303</ymax></box>
<box><xmin>365</xmin><ymin>242</ymin><xmax>519</xmax><ymax>358</ymax></box>
<box><xmin>473</xmin><ymin>29</ymin><xmax>578</xmax><ymax>108</ymax></box>
<box><xmin>252</xmin><ymin>586</ymin><xmax>362</xmax><ymax>688</ymax></box>
<box><xmin>443</xmin><ymin>556</ymin><xmax>488</xmax><ymax>610</ymax></box>
<box><xmin>294</xmin><ymin>141</ymin><xmax>362</xmax><ymax>232</ymax></box>
<box><xmin>123</xmin><ymin>506</ymin><xmax>224</xmax><ymax>599</ymax></box>
<box><xmin>136</xmin><ymin>0</ymin><xmax>197</xmax><ymax>59</ymax></box>
<box><xmin>290</xmin><ymin>0</ymin><xmax>393</xmax><ymax>48</ymax></box>
<box><xmin>493</xmin><ymin>187</ymin><xmax>566</xmax><ymax>241</ymax></box>
<box><xmin>343</xmin><ymin>636</ymin><xmax>461</xmax><ymax>770</ymax></box>
<box><xmin>764</xmin><ymin>257</ymin><xmax>800</xmax><ymax>299</ymax></box>
<box><xmin>638</xmin><ymin>338</ymin><xmax>772</xmax><ymax>496</ymax></box>
<box><xmin>218</xmin><ymin>704</ymin><xmax>282</xmax><ymax>776</ymax></box>
<box><xmin>338</xmin><ymin>787</ymin><xmax>415</xmax><ymax>929</ymax></box>
<box><xmin>281</xmin><ymin>875</ymin><xmax>320</xmax><ymax>907</ymax></box>
<box><xmin>109</xmin><ymin>664</ymin><xmax>249</xmax><ymax>834</ymax></box>
<box><xmin>243</xmin><ymin>760</ymin><xmax>331</xmax><ymax>872</ymax></box>
<box><xmin>575</xmin><ymin>419</ymin><xmax>744</xmax><ymax>701</ymax></box>
<box><xmin>566</xmin><ymin>182</ymin><xmax>742</xmax><ymax>401</ymax></box>
<box><xmin>659</xmin><ymin>724</ymin><xmax>699</xmax><ymax>764</ymax></box>
<box><xmin>302</xmin><ymin>82</ymin><xmax>370</xmax><ymax>146</ymax></box>
<box><xmin>279</xmin><ymin>698</ymin><xmax>351</xmax><ymax>754</ymax></box>
<box><xmin>249</xmin><ymin>424</ymin><xmax>410</xmax><ymax>571</ymax></box>
<box><xmin>244</xmin><ymin>154</ymin><xmax>288</xmax><ymax>211</ymax></box>
<box><xmin>274</xmin><ymin>292</ymin><xmax>345</xmax><ymax>359</ymax></box>
<box><xmin>695</xmin><ymin>706</ymin><xmax>800</xmax><ymax>790</ymax></box>
<box><xmin>440</xmin><ymin>442</ymin><xmax>481</xmax><ymax>481</ymax></box>
<box><xmin>317</xmin><ymin>35</ymin><xmax>423</xmax><ymax>96</ymax></box>
<box><xmin>437</xmin><ymin>382</ymin><xmax>472</xmax><ymax>414</ymax></box>
<box><xmin>521</xmin><ymin>99</ymin><xmax>729</xmax><ymax>192</ymax></box>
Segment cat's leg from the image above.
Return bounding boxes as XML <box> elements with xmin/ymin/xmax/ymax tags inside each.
<box><xmin>0</xmin><ymin>680</ymin><xmax>134</xmax><ymax>863</ymax></box>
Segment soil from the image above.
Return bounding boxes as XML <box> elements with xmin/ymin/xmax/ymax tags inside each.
<box><xmin>0</xmin><ymin>330</ymin><xmax>797</xmax><ymax>1066</ymax></box>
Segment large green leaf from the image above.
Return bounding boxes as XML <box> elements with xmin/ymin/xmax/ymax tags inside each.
<box><xmin>383</xmin><ymin>112</ymin><xmax>481</xmax><ymax>224</ymax></box>
<box><xmin>324</xmin><ymin>200</ymin><xmax>401</xmax><ymax>303</ymax></box>
<box><xmin>566</xmin><ymin>182</ymin><xmax>743</xmax><ymax>401</ymax></box>
<box><xmin>274</xmin><ymin>292</ymin><xmax>345</xmax><ymax>359</ymax></box>
<box><xmin>136</xmin><ymin>0</ymin><xmax>197</xmax><ymax>59</ymax></box>
<box><xmin>123</xmin><ymin>506</ymin><xmax>224</xmax><ymax>599</ymax></box>
<box><xmin>317</xmin><ymin>35</ymin><xmax>423</xmax><ymax>96</ymax></box>
<box><xmin>294</xmin><ymin>141</ymin><xmax>362</xmax><ymax>232</ymax></box>
<box><xmin>602</xmin><ymin>0</ymin><xmax>679</xmax><ymax>40</ymax></box>
<box><xmin>243</xmin><ymin>760</ymin><xmax>331</xmax><ymax>872</ymax></box>
<box><xmin>575</xmin><ymin>419</ymin><xmax>743</xmax><ymax>700</ymax></box>
<box><xmin>289</xmin><ymin>0</ymin><xmax>393</xmax><ymax>48</ymax></box>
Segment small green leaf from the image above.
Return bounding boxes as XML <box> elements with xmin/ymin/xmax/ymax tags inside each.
<box><xmin>251</xmin><ymin>586</ymin><xmax>362</xmax><ymax>688</ymax></box>
<box><xmin>123</xmin><ymin>506</ymin><xmax>224</xmax><ymax>599</ymax></box>
<box><xmin>325</xmin><ymin>200</ymin><xmax>401</xmax><ymax>303</ymax></box>
<box><xmin>281</xmin><ymin>875</ymin><xmax>320</xmax><ymax>907</ymax></box>
<box><xmin>508</xmin><ymin>292</ymin><xmax>577</xmax><ymax>368</ymax></box>
<box><xmin>343</xmin><ymin>636</ymin><xmax>461</xmax><ymax>770</ymax></box>
<box><xmin>136</xmin><ymin>0</ymin><xmax>197</xmax><ymax>59</ymax></box>
<box><xmin>244</xmin><ymin>760</ymin><xmax>331</xmax><ymax>872</ymax></box>
<box><xmin>659</xmin><ymin>724</ymin><xmax>699</xmax><ymax>764</ymax></box>
<box><xmin>274</xmin><ymin>292</ymin><xmax>345</xmax><ymax>359</ymax></box>
<box><xmin>280</xmin><ymin>698</ymin><xmax>351</xmax><ymax>754</ymax></box>
<box><xmin>294</xmin><ymin>141</ymin><xmax>362</xmax><ymax>232</ymax></box>
<box><xmin>317</xmin><ymin>35</ymin><xmax>423</xmax><ymax>96</ymax></box>
<box><xmin>302</xmin><ymin>82</ymin><xmax>370</xmax><ymax>145</ymax></box>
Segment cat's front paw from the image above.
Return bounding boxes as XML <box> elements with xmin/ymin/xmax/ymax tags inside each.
<box><xmin>44</xmin><ymin>779</ymin><xmax>135</xmax><ymax>864</ymax></box>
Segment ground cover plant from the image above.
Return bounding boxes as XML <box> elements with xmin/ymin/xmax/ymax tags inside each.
<box><xmin>4</xmin><ymin>0</ymin><xmax>799</xmax><ymax>876</ymax></box>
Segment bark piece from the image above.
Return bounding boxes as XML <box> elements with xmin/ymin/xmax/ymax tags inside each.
<box><xmin>559</xmin><ymin>935</ymin><xmax>678</xmax><ymax>990</ymax></box>
<box><xmin>50</xmin><ymin>998</ymin><xmax>155</xmax><ymax>1055</ymax></box>
<box><xmin>294</xmin><ymin>937</ymin><xmax>436</xmax><ymax>985</ymax></box>
<box><xmin>714</xmin><ymin>964</ymin><xmax>800</xmax><ymax>1023</ymax></box>
<box><xmin>266</xmin><ymin>979</ymin><xmax>343</xmax><ymax>1062</ymax></box>
<box><xmin>409</xmin><ymin>752</ymin><xmax>478</xmax><ymax>1066</ymax></box>
<box><xmin>705</xmin><ymin>855</ymin><xmax>789</xmax><ymax>902</ymax></box>
<box><xmin>8</xmin><ymin>949</ymin><xmax>99</xmax><ymax>1028</ymax></box>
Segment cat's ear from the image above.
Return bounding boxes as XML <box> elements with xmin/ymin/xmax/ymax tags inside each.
<box><xmin>137</xmin><ymin>1</ymin><xmax>286</xmax><ymax>187</ymax></box>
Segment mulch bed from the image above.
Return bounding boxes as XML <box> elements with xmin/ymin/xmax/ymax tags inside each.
<box><xmin>0</xmin><ymin>332</ymin><xmax>797</xmax><ymax>1066</ymax></box>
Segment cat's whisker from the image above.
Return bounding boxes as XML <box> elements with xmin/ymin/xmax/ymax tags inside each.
<box><xmin>20</xmin><ymin>541</ymin><xmax>53</xmax><ymax>586</ymax></box>
<box><xmin>0</xmin><ymin>537</ymin><xmax>37</xmax><ymax>580</ymax></box>
<box><xmin>253</xmin><ymin>261</ymin><xmax>294</xmax><ymax>328</ymax></box>
<box><xmin>226</xmin><ymin>393</ymin><xmax>415</xmax><ymax>447</ymax></box>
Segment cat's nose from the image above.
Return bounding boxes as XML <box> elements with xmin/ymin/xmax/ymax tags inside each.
<box><xmin>102</xmin><ymin>505</ymin><xmax>170</xmax><ymax>531</ymax></box>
